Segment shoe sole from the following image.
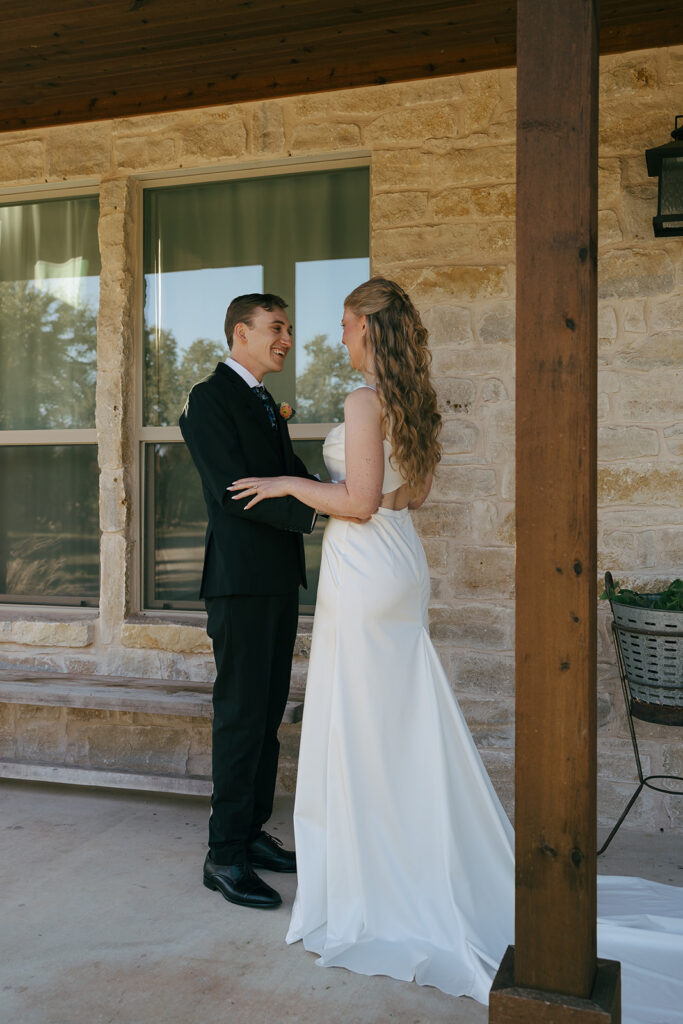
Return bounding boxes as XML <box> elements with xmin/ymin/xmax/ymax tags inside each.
<box><xmin>203</xmin><ymin>874</ymin><xmax>282</xmax><ymax>909</ymax></box>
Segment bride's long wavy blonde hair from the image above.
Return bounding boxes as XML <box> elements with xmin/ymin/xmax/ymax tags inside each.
<box><xmin>344</xmin><ymin>277</ymin><xmax>442</xmax><ymax>492</ymax></box>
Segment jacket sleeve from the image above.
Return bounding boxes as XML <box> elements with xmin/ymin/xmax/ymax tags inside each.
<box><xmin>179</xmin><ymin>384</ymin><xmax>316</xmax><ymax>535</ymax></box>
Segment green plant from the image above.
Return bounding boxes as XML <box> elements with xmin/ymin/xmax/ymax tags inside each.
<box><xmin>601</xmin><ymin>578</ymin><xmax>683</xmax><ymax>611</ymax></box>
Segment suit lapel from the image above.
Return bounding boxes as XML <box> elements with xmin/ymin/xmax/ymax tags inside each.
<box><xmin>215</xmin><ymin>362</ymin><xmax>283</xmax><ymax>457</ymax></box>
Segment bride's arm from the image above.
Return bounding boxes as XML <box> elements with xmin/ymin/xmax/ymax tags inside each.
<box><xmin>229</xmin><ymin>388</ymin><xmax>385</xmax><ymax>519</ymax></box>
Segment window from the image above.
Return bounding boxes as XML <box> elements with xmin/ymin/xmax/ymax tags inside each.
<box><xmin>141</xmin><ymin>165</ymin><xmax>370</xmax><ymax>611</ymax></box>
<box><xmin>0</xmin><ymin>195</ymin><xmax>100</xmax><ymax>605</ymax></box>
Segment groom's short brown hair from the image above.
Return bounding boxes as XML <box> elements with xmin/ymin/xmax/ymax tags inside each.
<box><xmin>224</xmin><ymin>293</ymin><xmax>288</xmax><ymax>350</ymax></box>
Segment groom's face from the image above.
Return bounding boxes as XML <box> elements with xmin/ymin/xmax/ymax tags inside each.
<box><xmin>233</xmin><ymin>306</ymin><xmax>293</xmax><ymax>381</ymax></box>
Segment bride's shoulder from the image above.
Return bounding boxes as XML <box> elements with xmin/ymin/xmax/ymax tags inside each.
<box><xmin>344</xmin><ymin>385</ymin><xmax>380</xmax><ymax>415</ymax></box>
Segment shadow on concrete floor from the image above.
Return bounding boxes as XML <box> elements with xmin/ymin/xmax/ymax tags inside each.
<box><xmin>1</xmin><ymin>780</ymin><xmax>681</xmax><ymax>1024</ymax></box>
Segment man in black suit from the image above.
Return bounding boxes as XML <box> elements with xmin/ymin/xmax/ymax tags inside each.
<box><xmin>179</xmin><ymin>293</ymin><xmax>316</xmax><ymax>909</ymax></box>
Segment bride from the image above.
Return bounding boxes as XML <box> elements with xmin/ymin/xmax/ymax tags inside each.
<box><xmin>230</xmin><ymin>278</ymin><xmax>683</xmax><ymax>1024</ymax></box>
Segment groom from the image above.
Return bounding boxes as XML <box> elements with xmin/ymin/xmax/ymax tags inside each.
<box><xmin>179</xmin><ymin>293</ymin><xmax>316</xmax><ymax>909</ymax></box>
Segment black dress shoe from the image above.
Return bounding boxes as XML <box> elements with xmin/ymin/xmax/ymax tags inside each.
<box><xmin>203</xmin><ymin>853</ymin><xmax>282</xmax><ymax>908</ymax></box>
<box><xmin>247</xmin><ymin>831</ymin><xmax>297</xmax><ymax>873</ymax></box>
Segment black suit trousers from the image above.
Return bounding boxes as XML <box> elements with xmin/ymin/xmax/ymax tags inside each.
<box><xmin>205</xmin><ymin>590</ymin><xmax>299</xmax><ymax>863</ymax></box>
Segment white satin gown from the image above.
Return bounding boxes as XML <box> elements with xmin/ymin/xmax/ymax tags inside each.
<box><xmin>286</xmin><ymin>419</ymin><xmax>683</xmax><ymax>1024</ymax></box>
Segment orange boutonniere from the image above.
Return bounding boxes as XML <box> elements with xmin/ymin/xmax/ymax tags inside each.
<box><xmin>279</xmin><ymin>401</ymin><xmax>295</xmax><ymax>421</ymax></box>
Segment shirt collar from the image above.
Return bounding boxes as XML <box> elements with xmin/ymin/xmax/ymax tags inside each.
<box><xmin>224</xmin><ymin>357</ymin><xmax>261</xmax><ymax>389</ymax></box>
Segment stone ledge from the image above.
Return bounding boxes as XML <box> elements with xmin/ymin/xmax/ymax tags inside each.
<box><xmin>0</xmin><ymin>759</ymin><xmax>212</xmax><ymax>796</ymax></box>
<box><xmin>0</xmin><ymin>669</ymin><xmax>303</xmax><ymax>723</ymax></box>
<box><xmin>0</xmin><ymin>621</ymin><xmax>94</xmax><ymax>647</ymax></box>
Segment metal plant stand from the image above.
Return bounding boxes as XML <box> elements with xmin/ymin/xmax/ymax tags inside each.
<box><xmin>599</xmin><ymin>571</ymin><xmax>683</xmax><ymax>855</ymax></box>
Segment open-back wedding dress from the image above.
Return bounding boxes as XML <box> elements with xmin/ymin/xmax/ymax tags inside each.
<box><xmin>286</xmin><ymin>418</ymin><xmax>683</xmax><ymax>1024</ymax></box>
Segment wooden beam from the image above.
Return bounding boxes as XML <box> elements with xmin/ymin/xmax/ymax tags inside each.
<box><xmin>490</xmin><ymin>0</ymin><xmax>620</xmax><ymax>1019</ymax></box>
<box><xmin>1</xmin><ymin>0</ymin><xmax>683</xmax><ymax>132</ymax></box>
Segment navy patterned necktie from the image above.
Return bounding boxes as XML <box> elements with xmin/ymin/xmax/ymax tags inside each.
<box><xmin>251</xmin><ymin>385</ymin><xmax>277</xmax><ymax>429</ymax></box>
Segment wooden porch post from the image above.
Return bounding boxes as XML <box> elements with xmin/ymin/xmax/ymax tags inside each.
<box><xmin>489</xmin><ymin>1</ymin><xmax>620</xmax><ymax>1020</ymax></box>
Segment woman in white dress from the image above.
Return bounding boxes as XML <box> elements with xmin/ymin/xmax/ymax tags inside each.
<box><xmin>230</xmin><ymin>278</ymin><xmax>683</xmax><ymax>1024</ymax></box>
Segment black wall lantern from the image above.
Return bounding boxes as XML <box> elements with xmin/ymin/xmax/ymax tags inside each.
<box><xmin>645</xmin><ymin>115</ymin><xmax>683</xmax><ymax>236</ymax></box>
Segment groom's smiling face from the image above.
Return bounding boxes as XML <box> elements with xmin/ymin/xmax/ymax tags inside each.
<box><xmin>233</xmin><ymin>306</ymin><xmax>293</xmax><ymax>381</ymax></box>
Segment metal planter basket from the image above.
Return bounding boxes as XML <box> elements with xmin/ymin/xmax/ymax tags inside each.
<box><xmin>599</xmin><ymin>571</ymin><xmax>683</xmax><ymax>854</ymax></box>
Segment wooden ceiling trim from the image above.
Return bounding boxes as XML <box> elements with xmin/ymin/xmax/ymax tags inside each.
<box><xmin>1</xmin><ymin>0</ymin><xmax>682</xmax><ymax>133</ymax></box>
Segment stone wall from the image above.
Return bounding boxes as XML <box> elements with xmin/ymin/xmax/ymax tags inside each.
<box><xmin>1</xmin><ymin>47</ymin><xmax>682</xmax><ymax>829</ymax></box>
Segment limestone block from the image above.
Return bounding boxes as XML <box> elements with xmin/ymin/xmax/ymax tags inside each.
<box><xmin>95</xmin><ymin>370</ymin><xmax>125</xmax><ymax>467</ymax></box>
<box><xmin>413</xmin><ymin>502</ymin><xmax>471</xmax><ymax>540</ymax></box>
<box><xmin>400</xmin><ymin>76</ymin><xmax>465</xmax><ymax>106</ymax></box>
<box><xmin>622</xmin><ymin>299</ymin><xmax>647</xmax><ymax>333</ymax></box>
<box><xmin>421</xmin><ymin>305</ymin><xmax>474</xmax><ymax>347</ymax></box>
<box><xmin>99</xmin><ymin>533</ymin><xmax>126</xmax><ymax>640</ymax></box>
<box><xmin>652</xmin><ymin>528</ymin><xmax>683</xmax><ymax>565</ymax></box>
<box><xmin>599</xmin><ymin>97</ymin><xmax>671</xmax><ymax>153</ymax></box>
<box><xmin>290</xmin><ymin>122</ymin><xmax>361</xmax><ymax>152</ymax></box>
<box><xmin>372</xmin><ymin>145</ymin><xmax>515</xmax><ymax>191</ymax></box>
<box><xmin>430</xmin><ymin>602</ymin><xmax>513</xmax><ymax>649</ymax></box>
<box><xmin>613</xmin><ymin>369</ymin><xmax>683</xmax><ymax>421</ymax></box>
<box><xmin>621</xmin><ymin>184</ymin><xmax>658</xmax><ymax>241</ymax></box>
<box><xmin>598</xmin><ymin>209</ymin><xmax>623</xmax><ymax>247</ymax></box>
<box><xmin>114</xmin><ymin>136</ymin><xmax>176</xmax><ymax>171</ymax></box>
<box><xmin>469</xmin><ymin>501</ymin><xmax>514</xmax><ymax>546</ymax></box>
<box><xmin>293</xmin><ymin>83</ymin><xmax>398</xmax><ymax>118</ymax></box>
<box><xmin>598</xmin><ymin>779</ymin><xmax>661</xmax><ymax>831</ymax></box>
<box><xmin>364</xmin><ymin>104</ymin><xmax>465</xmax><ymax>147</ymax></box>
<box><xmin>14</xmin><ymin>705</ymin><xmax>68</xmax><ymax>763</ymax></box>
<box><xmin>436</xmin><ymin>378</ymin><xmax>475</xmax><ymax>415</ymax></box>
<box><xmin>449</xmin><ymin>650</ymin><xmax>514</xmax><ymax>697</ymax></box>
<box><xmin>481</xmin><ymin>378</ymin><xmax>509</xmax><ymax>403</ymax></box>
<box><xmin>66</xmin><ymin>714</ymin><xmax>190</xmax><ymax>773</ymax></box>
<box><xmin>432</xmin><ymin>346</ymin><xmax>511</xmax><ymax>378</ymax></box>
<box><xmin>618</xmin><ymin>154</ymin><xmax>651</xmax><ymax>188</ymax></box>
<box><xmin>501</xmin><ymin>464</ymin><xmax>515</xmax><ymax>501</ymax></box>
<box><xmin>248</xmin><ymin>102</ymin><xmax>285</xmax><ymax>155</ymax></box>
<box><xmin>454</xmin><ymin>547</ymin><xmax>515</xmax><ymax>599</ymax></box>
<box><xmin>430</xmin><ymin>184</ymin><xmax>516</xmax><ymax>221</ymax></box>
<box><xmin>431</xmin><ymin>467</ymin><xmax>497</xmax><ymax>502</ymax></box>
<box><xmin>373</xmin><ymin>223</ymin><xmax>478</xmax><ymax>265</ymax></box>
<box><xmin>409</xmin><ymin>266</ymin><xmax>509</xmax><ymax>305</ymax></box>
<box><xmin>477</xmin><ymin>302</ymin><xmax>515</xmax><ymax>344</ymax></box>
<box><xmin>598</xmin><ymin>425</ymin><xmax>659</xmax><ymax>460</ymax></box>
<box><xmin>0</xmin><ymin>140</ymin><xmax>44</xmax><ymax>183</ymax></box>
<box><xmin>177</xmin><ymin>112</ymin><xmax>247</xmax><ymax>162</ymax></box>
<box><xmin>120</xmin><ymin>623</ymin><xmax>212</xmax><ymax>654</ymax></box>
<box><xmin>598</xmin><ymin>304</ymin><xmax>618</xmax><ymax>340</ymax></box>
<box><xmin>647</xmin><ymin>295</ymin><xmax>683</xmax><ymax>333</ymax></box>
<box><xmin>598</xmin><ymin>159</ymin><xmax>622</xmax><ymax>205</ymax></box>
<box><xmin>597</xmin><ymin>743</ymin><xmax>645</xmax><ymax>782</ymax></box>
<box><xmin>458</xmin><ymin>696</ymin><xmax>514</xmax><ymax>735</ymax></box>
<box><xmin>98</xmin><ymin>211</ymin><xmax>127</xmax><ymax>253</ymax></box>
<box><xmin>485</xmin><ymin>403</ymin><xmax>515</xmax><ymax>462</ymax></box>
<box><xmin>421</xmin><ymin>538</ymin><xmax>448</xmax><ymax>571</ymax></box>
<box><xmin>599</xmin><ymin>248</ymin><xmax>675</xmax><ymax>299</ymax></box>
<box><xmin>0</xmin><ymin>621</ymin><xmax>11</xmax><ymax>641</ymax></box>
<box><xmin>597</xmin><ymin>530</ymin><xmax>649</xmax><ymax>573</ymax></box>
<box><xmin>598</xmin><ymin>464</ymin><xmax>683</xmax><ymax>506</ymax></box>
<box><xmin>476</xmin><ymin>222</ymin><xmax>515</xmax><ymax>259</ymax></box>
<box><xmin>663</xmin><ymin>424</ymin><xmax>683</xmax><ymax>457</ymax></box>
<box><xmin>46</xmin><ymin>124</ymin><xmax>111</xmax><ymax>177</ymax></box>
<box><xmin>371</xmin><ymin>191</ymin><xmax>429</xmax><ymax>227</ymax></box>
<box><xmin>439</xmin><ymin>419</ymin><xmax>479</xmax><ymax>456</ymax></box>
<box><xmin>0</xmin><ymin>705</ymin><xmax>17</xmax><ymax>758</ymax></box>
<box><xmin>99</xmin><ymin>471</ymin><xmax>128</xmax><ymax>534</ymax></box>
<box><xmin>599</xmin><ymin>54</ymin><xmax>659</xmax><ymax>96</ymax></box>
<box><xmin>459</xmin><ymin>73</ymin><xmax>505</xmax><ymax>136</ymax></box>
<box><xmin>10</xmin><ymin>621</ymin><xmax>94</xmax><ymax>648</ymax></box>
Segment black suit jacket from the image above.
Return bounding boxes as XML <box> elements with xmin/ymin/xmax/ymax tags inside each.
<box><xmin>179</xmin><ymin>362</ymin><xmax>316</xmax><ymax>598</ymax></box>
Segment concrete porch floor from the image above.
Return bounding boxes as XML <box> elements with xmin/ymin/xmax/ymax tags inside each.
<box><xmin>1</xmin><ymin>781</ymin><xmax>682</xmax><ymax>1024</ymax></box>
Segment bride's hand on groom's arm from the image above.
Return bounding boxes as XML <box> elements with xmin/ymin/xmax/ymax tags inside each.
<box><xmin>228</xmin><ymin>476</ymin><xmax>294</xmax><ymax>509</ymax></box>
